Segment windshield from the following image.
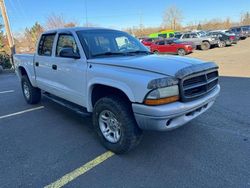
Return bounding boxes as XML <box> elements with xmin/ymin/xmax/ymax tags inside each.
<box><xmin>76</xmin><ymin>29</ymin><xmax>149</xmax><ymax>58</ymax></box>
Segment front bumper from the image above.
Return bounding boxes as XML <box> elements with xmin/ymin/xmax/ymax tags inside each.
<box><xmin>133</xmin><ymin>85</ymin><xmax>220</xmax><ymax>131</ymax></box>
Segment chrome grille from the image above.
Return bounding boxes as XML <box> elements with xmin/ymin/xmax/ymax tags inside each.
<box><xmin>180</xmin><ymin>70</ymin><xmax>219</xmax><ymax>101</ymax></box>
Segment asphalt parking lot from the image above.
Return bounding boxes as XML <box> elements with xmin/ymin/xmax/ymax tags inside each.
<box><xmin>1</xmin><ymin>45</ymin><xmax>250</xmax><ymax>187</ymax></box>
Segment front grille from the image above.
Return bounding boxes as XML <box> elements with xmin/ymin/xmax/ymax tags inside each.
<box><xmin>180</xmin><ymin>70</ymin><xmax>219</xmax><ymax>101</ymax></box>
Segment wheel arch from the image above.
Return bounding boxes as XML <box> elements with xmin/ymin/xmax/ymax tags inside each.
<box><xmin>87</xmin><ymin>80</ymin><xmax>135</xmax><ymax>112</ymax></box>
<box><xmin>17</xmin><ymin>66</ymin><xmax>36</xmax><ymax>86</ymax></box>
<box><xmin>202</xmin><ymin>40</ymin><xmax>210</xmax><ymax>44</ymax></box>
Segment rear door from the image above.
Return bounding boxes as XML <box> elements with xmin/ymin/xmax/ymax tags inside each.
<box><xmin>51</xmin><ymin>32</ymin><xmax>88</xmax><ymax>106</ymax></box>
<box><xmin>189</xmin><ymin>33</ymin><xmax>200</xmax><ymax>45</ymax></box>
<box><xmin>34</xmin><ymin>33</ymin><xmax>57</xmax><ymax>94</ymax></box>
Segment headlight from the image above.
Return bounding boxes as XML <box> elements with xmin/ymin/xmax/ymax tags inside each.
<box><xmin>144</xmin><ymin>85</ymin><xmax>179</xmax><ymax>105</ymax></box>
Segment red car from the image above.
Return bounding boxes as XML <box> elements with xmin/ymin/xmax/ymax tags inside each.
<box><xmin>141</xmin><ymin>38</ymin><xmax>156</xmax><ymax>47</ymax></box>
<box><xmin>150</xmin><ymin>39</ymin><xmax>193</xmax><ymax>56</ymax></box>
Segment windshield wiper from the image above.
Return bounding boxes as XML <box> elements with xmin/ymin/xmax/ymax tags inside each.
<box><xmin>92</xmin><ymin>52</ymin><xmax>128</xmax><ymax>57</ymax></box>
<box><xmin>127</xmin><ymin>50</ymin><xmax>152</xmax><ymax>55</ymax></box>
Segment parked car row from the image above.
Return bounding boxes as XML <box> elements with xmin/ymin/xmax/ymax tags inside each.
<box><xmin>139</xmin><ymin>26</ymin><xmax>250</xmax><ymax>56</ymax></box>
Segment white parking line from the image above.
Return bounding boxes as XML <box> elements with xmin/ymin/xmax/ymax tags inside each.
<box><xmin>0</xmin><ymin>90</ymin><xmax>15</xmax><ymax>94</ymax></box>
<box><xmin>0</xmin><ymin>106</ymin><xmax>45</xmax><ymax>120</ymax></box>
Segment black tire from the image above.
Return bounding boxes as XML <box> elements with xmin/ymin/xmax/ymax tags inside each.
<box><xmin>200</xmin><ymin>41</ymin><xmax>211</xmax><ymax>50</ymax></box>
<box><xmin>153</xmin><ymin>50</ymin><xmax>159</xmax><ymax>54</ymax></box>
<box><xmin>92</xmin><ymin>96</ymin><xmax>142</xmax><ymax>154</ymax></box>
<box><xmin>218</xmin><ymin>41</ymin><xmax>226</xmax><ymax>48</ymax></box>
<box><xmin>177</xmin><ymin>48</ymin><xmax>186</xmax><ymax>56</ymax></box>
<box><xmin>21</xmin><ymin>75</ymin><xmax>41</xmax><ymax>104</ymax></box>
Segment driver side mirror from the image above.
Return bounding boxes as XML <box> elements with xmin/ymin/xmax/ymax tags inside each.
<box><xmin>59</xmin><ymin>47</ymin><xmax>80</xmax><ymax>59</ymax></box>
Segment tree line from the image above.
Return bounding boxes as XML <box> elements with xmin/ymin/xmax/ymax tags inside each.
<box><xmin>0</xmin><ymin>7</ymin><xmax>250</xmax><ymax>57</ymax></box>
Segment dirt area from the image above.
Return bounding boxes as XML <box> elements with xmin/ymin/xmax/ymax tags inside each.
<box><xmin>189</xmin><ymin>38</ymin><xmax>250</xmax><ymax>78</ymax></box>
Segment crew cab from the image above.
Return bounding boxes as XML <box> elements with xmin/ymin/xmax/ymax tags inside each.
<box><xmin>150</xmin><ymin>39</ymin><xmax>193</xmax><ymax>56</ymax></box>
<box><xmin>14</xmin><ymin>27</ymin><xmax>220</xmax><ymax>154</ymax></box>
<box><xmin>175</xmin><ymin>32</ymin><xmax>219</xmax><ymax>50</ymax></box>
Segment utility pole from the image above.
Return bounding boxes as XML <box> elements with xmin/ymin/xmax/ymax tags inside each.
<box><xmin>0</xmin><ymin>0</ymin><xmax>15</xmax><ymax>66</ymax></box>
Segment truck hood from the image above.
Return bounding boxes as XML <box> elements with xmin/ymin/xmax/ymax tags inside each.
<box><xmin>88</xmin><ymin>55</ymin><xmax>205</xmax><ymax>77</ymax></box>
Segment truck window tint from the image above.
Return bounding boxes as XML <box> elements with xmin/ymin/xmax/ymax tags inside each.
<box><xmin>56</xmin><ymin>34</ymin><xmax>79</xmax><ymax>57</ymax></box>
<box><xmin>38</xmin><ymin>34</ymin><xmax>55</xmax><ymax>56</ymax></box>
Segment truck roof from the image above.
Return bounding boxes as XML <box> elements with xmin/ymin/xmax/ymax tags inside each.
<box><xmin>42</xmin><ymin>27</ymin><xmax>118</xmax><ymax>34</ymax></box>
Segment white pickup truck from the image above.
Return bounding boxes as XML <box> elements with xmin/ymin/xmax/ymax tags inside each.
<box><xmin>14</xmin><ymin>27</ymin><xmax>220</xmax><ymax>153</ymax></box>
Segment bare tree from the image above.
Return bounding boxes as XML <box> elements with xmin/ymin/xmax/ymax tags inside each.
<box><xmin>45</xmin><ymin>14</ymin><xmax>77</xmax><ymax>30</ymax></box>
<box><xmin>241</xmin><ymin>12</ymin><xmax>250</xmax><ymax>25</ymax></box>
<box><xmin>162</xmin><ymin>6</ymin><xmax>183</xmax><ymax>30</ymax></box>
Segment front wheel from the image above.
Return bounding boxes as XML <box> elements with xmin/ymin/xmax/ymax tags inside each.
<box><xmin>21</xmin><ymin>75</ymin><xmax>41</xmax><ymax>104</ymax></box>
<box><xmin>93</xmin><ymin>96</ymin><xmax>142</xmax><ymax>154</ymax></box>
<box><xmin>153</xmin><ymin>50</ymin><xmax>159</xmax><ymax>54</ymax></box>
<box><xmin>177</xmin><ymin>48</ymin><xmax>186</xmax><ymax>56</ymax></box>
<box><xmin>200</xmin><ymin>41</ymin><xmax>211</xmax><ymax>50</ymax></box>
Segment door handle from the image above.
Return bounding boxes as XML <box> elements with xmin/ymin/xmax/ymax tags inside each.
<box><xmin>35</xmin><ymin>62</ymin><xmax>39</xmax><ymax>67</ymax></box>
<box><xmin>52</xmin><ymin>64</ymin><xmax>57</xmax><ymax>70</ymax></box>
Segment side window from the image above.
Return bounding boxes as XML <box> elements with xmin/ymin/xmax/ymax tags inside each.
<box><xmin>158</xmin><ymin>34</ymin><xmax>167</xmax><ymax>38</ymax></box>
<box><xmin>190</xmin><ymin>33</ymin><xmax>198</xmax><ymax>38</ymax></box>
<box><xmin>183</xmin><ymin>34</ymin><xmax>190</xmax><ymax>39</ymax></box>
<box><xmin>38</xmin><ymin>34</ymin><xmax>56</xmax><ymax>56</ymax></box>
<box><xmin>158</xmin><ymin>41</ymin><xmax>165</xmax><ymax>45</ymax></box>
<box><xmin>56</xmin><ymin>34</ymin><xmax>79</xmax><ymax>57</ymax></box>
<box><xmin>169</xmin><ymin>33</ymin><xmax>175</xmax><ymax>38</ymax></box>
<box><xmin>175</xmin><ymin>34</ymin><xmax>182</xmax><ymax>39</ymax></box>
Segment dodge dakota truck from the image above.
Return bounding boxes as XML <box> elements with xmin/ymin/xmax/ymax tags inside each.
<box><xmin>14</xmin><ymin>27</ymin><xmax>220</xmax><ymax>154</ymax></box>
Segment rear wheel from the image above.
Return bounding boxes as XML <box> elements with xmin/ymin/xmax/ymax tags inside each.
<box><xmin>200</xmin><ymin>41</ymin><xmax>211</xmax><ymax>50</ymax></box>
<box><xmin>21</xmin><ymin>75</ymin><xmax>41</xmax><ymax>104</ymax></box>
<box><xmin>177</xmin><ymin>48</ymin><xmax>186</xmax><ymax>56</ymax></box>
<box><xmin>218</xmin><ymin>41</ymin><xmax>226</xmax><ymax>48</ymax></box>
<box><xmin>93</xmin><ymin>96</ymin><xmax>142</xmax><ymax>154</ymax></box>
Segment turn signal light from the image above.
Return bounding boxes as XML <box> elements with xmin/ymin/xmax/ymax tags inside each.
<box><xmin>144</xmin><ymin>96</ymin><xmax>179</xmax><ymax>106</ymax></box>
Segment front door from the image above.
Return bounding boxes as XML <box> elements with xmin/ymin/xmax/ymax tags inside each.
<box><xmin>51</xmin><ymin>33</ymin><xmax>88</xmax><ymax>106</ymax></box>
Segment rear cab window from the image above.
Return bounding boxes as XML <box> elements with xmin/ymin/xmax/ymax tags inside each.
<box><xmin>38</xmin><ymin>34</ymin><xmax>56</xmax><ymax>56</ymax></box>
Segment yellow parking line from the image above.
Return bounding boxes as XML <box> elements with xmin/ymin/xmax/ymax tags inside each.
<box><xmin>45</xmin><ymin>151</ymin><xmax>114</xmax><ymax>188</ymax></box>
<box><xmin>0</xmin><ymin>106</ymin><xmax>44</xmax><ymax>120</ymax></box>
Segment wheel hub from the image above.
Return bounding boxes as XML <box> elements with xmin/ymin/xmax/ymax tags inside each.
<box><xmin>23</xmin><ymin>82</ymin><xmax>30</xmax><ymax>99</ymax></box>
<box><xmin>99</xmin><ymin>110</ymin><xmax>121</xmax><ymax>143</ymax></box>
